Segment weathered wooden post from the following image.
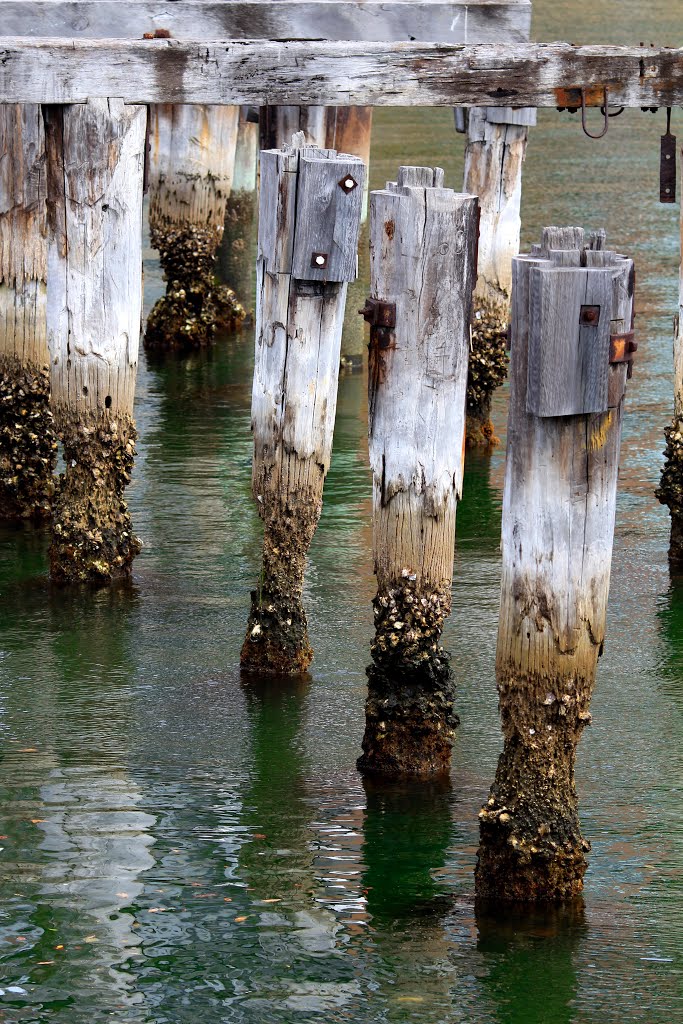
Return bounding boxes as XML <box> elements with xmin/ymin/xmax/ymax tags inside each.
<box><xmin>145</xmin><ymin>103</ymin><xmax>244</xmax><ymax>351</ymax></box>
<box><xmin>657</xmin><ymin>172</ymin><xmax>683</xmax><ymax>567</ymax></box>
<box><xmin>357</xmin><ymin>167</ymin><xmax>478</xmax><ymax>776</ymax></box>
<box><xmin>241</xmin><ymin>135</ymin><xmax>365</xmax><ymax>674</ymax></box>
<box><xmin>460</xmin><ymin>107</ymin><xmax>535</xmax><ymax>447</ymax></box>
<box><xmin>0</xmin><ymin>103</ymin><xmax>57</xmax><ymax>520</ymax></box>
<box><xmin>326</xmin><ymin>107</ymin><xmax>374</xmax><ymax>371</ymax></box>
<box><xmin>476</xmin><ymin>226</ymin><xmax>635</xmax><ymax>900</ymax></box>
<box><xmin>44</xmin><ymin>98</ymin><xmax>146</xmax><ymax>582</ymax></box>
<box><xmin>218</xmin><ymin>106</ymin><xmax>259</xmax><ymax>309</ymax></box>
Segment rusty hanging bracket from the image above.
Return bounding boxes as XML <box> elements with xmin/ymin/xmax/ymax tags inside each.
<box><xmin>581</xmin><ymin>87</ymin><xmax>610</xmax><ymax>139</ymax></box>
<box><xmin>609</xmin><ymin>330</ymin><xmax>638</xmax><ymax>378</ymax></box>
<box><xmin>359</xmin><ymin>298</ymin><xmax>396</xmax><ymax>329</ymax></box>
<box><xmin>660</xmin><ymin>107</ymin><xmax>676</xmax><ymax>203</ymax></box>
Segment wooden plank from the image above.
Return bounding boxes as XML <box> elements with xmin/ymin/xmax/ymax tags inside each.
<box><xmin>291</xmin><ymin>152</ymin><xmax>365</xmax><ymax>282</ymax></box>
<box><xmin>527</xmin><ymin>265</ymin><xmax>613</xmax><ymax>417</ymax></box>
<box><xmin>1</xmin><ymin>2</ymin><xmax>532</xmax><ymax>43</ymax></box>
<box><xmin>1</xmin><ymin>39</ymin><xmax>680</xmax><ymax>107</ymax></box>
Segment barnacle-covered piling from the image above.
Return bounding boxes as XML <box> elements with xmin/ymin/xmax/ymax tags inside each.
<box><xmin>241</xmin><ymin>136</ymin><xmax>365</xmax><ymax>674</ymax></box>
<box><xmin>0</xmin><ymin>104</ymin><xmax>57</xmax><ymax>520</ymax></box>
<box><xmin>476</xmin><ymin>228</ymin><xmax>634</xmax><ymax>899</ymax></box>
<box><xmin>656</xmin><ymin>214</ymin><xmax>683</xmax><ymax>567</ymax></box>
<box><xmin>357</xmin><ymin>167</ymin><xmax>478</xmax><ymax>776</ymax></box>
<box><xmin>145</xmin><ymin>104</ymin><xmax>245</xmax><ymax>351</ymax></box>
<box><xmin>461</xmin><ymin>107</ymin><xmax>533</xmax><ymax>447</ymax></box>
<box><xmin>45</xmin><ymin>98</ymin><xmax>146</xmax><ymax>582</ymax></box>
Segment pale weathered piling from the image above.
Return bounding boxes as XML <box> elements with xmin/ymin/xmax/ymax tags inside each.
<box><xmin>476</xmin><ymin>227</ymin><xmax>635</xmax><ymax>900</ymax></box>
<box><xmin>0</xmin><ymin>103</ymin><xmax>57</xmax><ymax>520</ymax></box>
<box><xmin>44</xmin><ymin>98</ymin><xmax>146</xmax><ymax>582</ymax></box>
<box><xmin>357</xmin><ymin>167</ymin><xmax>478</xmax><ymax>777</ymax></box>
<box><xmin>461</xmin><ymin>107</ymin><xmax>534</xmax><ymax>447</ymax></box>
<box><xmin>218</xmin><ymin>106</ymin><xmax>259</xmax><ymax>310</ymax></box>
<box><xmin>241</xmin><ymin>136</ymin><xmax>365</xmax><ymax>674</ymax></box>
<box><xmin>145</xmin><ymin>103</ymin><xmax>244</xmax><ymax>351</ymax></box>
<box><xmin>656</xmin><ymin>171</ymin><xmax>683</xmax><ymax>566</ymax></box>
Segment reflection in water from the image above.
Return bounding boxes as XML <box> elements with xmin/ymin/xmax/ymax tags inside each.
<box><xmin>360</xmin><ymin>778</ymin><xmax>457</xmax><ymax>1017</ymax></box>
<box><xmin>475</xmin><ymin>902</ymin><xmax>586</xmax><ymax>1024</ymax></box>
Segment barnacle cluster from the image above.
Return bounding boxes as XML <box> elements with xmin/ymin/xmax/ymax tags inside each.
<box><xmin>358</xmin><ymin>574</ymin><xmax>458</xmax><ymax>776</ymax></box>
<box><xmin>656</xmin><ymin>416</ymin><xmax>683</xmax><ymax>564</ymax></box>
<box><xmin>145</xmin><ymin>224</ymin><xmax>246</xmax><ymax>350</ymax></box>
<box><xmin>466</xmin><ymin>298</ymin><xmax>509</xmax><ymax>447</ymax></box>
<box><xmin>50</xmin><ymin>413</ymin><xmax>141</xmax><ymax>583</ymax></box>
<box><xmin>0</xmin><ymin>358</ymin><xmax>57</xmax><ymax>521</ymax></box>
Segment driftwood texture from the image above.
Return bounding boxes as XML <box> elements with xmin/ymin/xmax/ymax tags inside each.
<box><xmin>45</xmin><ymin>98</ymin><xmax>146</xmax><ymax>581</ymax></box>
<box><xmin>0</xmin><ymin>102</ymin><xmax>56</xmax><ymax>519</ymax></box>
<box><xmin>1</xmin><ymin>2</ymin><xmax>532</xmax><ymax>43</ymax></box>
<box><xmin>358</xmin><ymin>166</ymin><xmax>478</xmax><ymax>777</ymax></box>
<box><xmin>145</xmin><ymin>103</ymin><xmax>244</xmax><ymax>349</ymax></box>
<box><xmin>241</xmin><ymin>136</ymin><xmax>365</xmax><ymax>675</ymax></box>
<box><xmin>1</xmin><ymin>40</ymin><xmax>682</xmax><ymax>107</ymax></box>
<box><xmin>476</xmin><ymin>227</ymin><xmax>634</xmax><ymax>900</ymax></box>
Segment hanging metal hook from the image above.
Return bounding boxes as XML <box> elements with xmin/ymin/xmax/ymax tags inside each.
<box><xmin>581</xmin><ymin>87</ymin><xmax>610</xmax><ymax>139</ymax></box>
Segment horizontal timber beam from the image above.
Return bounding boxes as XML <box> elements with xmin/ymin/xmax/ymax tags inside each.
<box><xmin>1</xmin><ymin>40</ymin><xmax>681</xmax><ymax>107</ymax></box>
<box><xmin>2</xmin><ymin>2</ymin><xmax>532</xmax><ymax>44</ymax></box>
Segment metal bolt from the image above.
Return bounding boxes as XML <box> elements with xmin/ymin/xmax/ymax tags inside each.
<box><xmin>338</xmin><ymin>174</ymin><xmax>358</xmax><ymax>194</ymax></box>
<box><xmin>580</xmin><ymin>304</ymin><xmax>601</xmax><ymax>325</ymax></box>
<box><xmin>311</xmin><ymin>252</ymin><xmax>328</xmax><ymax>269</ymax></box>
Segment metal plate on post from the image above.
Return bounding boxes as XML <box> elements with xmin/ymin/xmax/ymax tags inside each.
<box><xmin>292</xmin><ymin>154</ymin><xmax>366</xmax><ymax>282</ymax></box>
<box><xmin>527</xmin><ymin>265</ymin><xmax>613</xmax><ymax>417</ymax></box>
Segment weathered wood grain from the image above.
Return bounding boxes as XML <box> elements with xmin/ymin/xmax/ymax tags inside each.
<box><xmin>527</xmin><ymin>264</ymin><xmax>614</xmax><ymax>417</ymax></box>
<box><xmin>45</xmin><ymin>98</ymin><xmax>146</xmax><ymax>581</ymax></box>
<box><xmin>0</xmin><ymin>103</ymin><xmax>47</xmax><ymax>366</ymax></box>
<box><xmin>476</xmin><ymin>228</ymin><xmax>634</xmax><ymax>900</ymax></box>
<box><xmin>0</xmin><ymin>102</ymin><xmax>55</xmax><ymax>521</ymax></box>
<box><xmin>676</xmin><ymin>197</ymin><xmax>683</xmax><ymax>421</ymax></box>
<box><xmin>1</xmin><ymin>2</ymin><xmax>532</xmax><ymax>44</ymax></box>
<box><xmin>1</xmin><ymin>40</ymin><xmax>682</xmax><ymax>107</ymax></box>
<box><xmin>358</xmin><ymin>168</ymin><xmax>478</xmax><ymax>776</ymax></box>
<box><xmin>242</xmin><ymin>137</ymin><xmax>365</xmax><ymax>675</ymax></box>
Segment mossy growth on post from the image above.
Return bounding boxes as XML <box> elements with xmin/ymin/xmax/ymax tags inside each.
<box><xmin>45</xmin><ymin>98</ymin><xmax>146</xmax><ymax>582</ymax></box>
<box><xmin>0</xmin><ymin>104</ymin><xmax>57</xmax><ymax>521</ymax></box>
<box><xmin>145</xmin><ymin>104</ymin><xmax>246</xmax><ymax>351</ymax></box>
<box><xmin>357</xmin><ymin>166</ymin><xmax>478</xmax><ymax>777</ymax></box>
<box><xmin>656</xmin><ymin>239</ymin><xmax>683</xmax><ymax>567</ymax></box>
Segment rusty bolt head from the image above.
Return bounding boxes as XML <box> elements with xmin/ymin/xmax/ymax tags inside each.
<box><xmin>580</xmin><ymin>305</ymin><xmax>601</xmax><ymax>325</ymax></box>
<box><xmin>338</xmin><ymin>175</ymin><xmax>358</xmax><ymax>194</ymax></box>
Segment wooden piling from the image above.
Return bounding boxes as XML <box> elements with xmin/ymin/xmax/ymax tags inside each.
<box><xmin>656</xmin><ymin>163</ymin><xmax>683</xmax><ymax>566</ymax></box>
<box><xmin>241</xmin><ymin>135</ymin><xmax>365</xmax><ymax>674</ymax></box>
<box><xmin>0</xmin><ymin>103</ymin><xmax>57</xmax><ymax>520</ymax></box>
<box><xmin>462</xmin><ymin>107</ymin><xmax>534</xmax><ymax>447</ymax></box>
<box><xmin>476</xmin><ymin>227</ymin><xmax>634</xmax><ymax>900</ymax></box>
<box><xmin>357</xmin><ymin>167</ymin><xmax>478</xmax><ymax>777</ymax></box>
<box><xmin>145</xmin><ymin>103</ymin><xmax>244</xmax><ymax>351</ymax></box>
<box><xmin>218</xmin><ymin>106</ymin><xmax>259</xmax><ymax>311</ymax></box>
<box><xmin>44</xmin><ymin>98</ymin><xmax>146</xmax><ymax>582</ymax></box>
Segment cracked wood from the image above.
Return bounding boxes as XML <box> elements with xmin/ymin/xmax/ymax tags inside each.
<box><xmin>0</xmin><ymin>40</ymin><xmax>682</xmax><ymax>106</ymax></box>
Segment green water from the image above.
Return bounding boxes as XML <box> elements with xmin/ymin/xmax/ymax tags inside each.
<box><xmin>1</xmin><ymin>2</ymin><xmax>683</xmax><ymax>1021</ymax></box>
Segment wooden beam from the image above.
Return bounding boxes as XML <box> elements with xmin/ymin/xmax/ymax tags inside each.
<box><xmin>1</xmin><ymin>2</ymin><xmax>532</xmax><ymax>43</ymax></box>
<box><xmin>0</xmin><ymin>40</ymin><xmax>681</xmax><ymax>107</ymax></box>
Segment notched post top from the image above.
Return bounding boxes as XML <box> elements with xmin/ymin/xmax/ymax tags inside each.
<box><xmin>524</xmin><ymin>226</ymin><xmax>635</xmax><ymax>418</ymax></box>
<box><xmin>258</xmin><ymin>133</ymin><xmax>366</xmax><ymax>283</ymax></box>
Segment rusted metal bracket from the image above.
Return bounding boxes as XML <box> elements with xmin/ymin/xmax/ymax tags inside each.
<box><xmin>660</xmin><ymin>107</ymin><xmax>676</xmax><ymax>203</ymax></box>
<box><xmin>609</xmin><ymin>329</ymin><xmax>637</xmax><ymax>378</ymax></box>
<box><xmin>359</xmin><ymin>297</ymin><xmax>396</xmax><ymax>328</ymax></box>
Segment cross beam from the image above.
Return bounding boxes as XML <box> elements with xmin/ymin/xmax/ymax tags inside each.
<box><xmin>0</xmin><ymin>40</ymin><xmax>680</xmax><ymax>107</ymax></box>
